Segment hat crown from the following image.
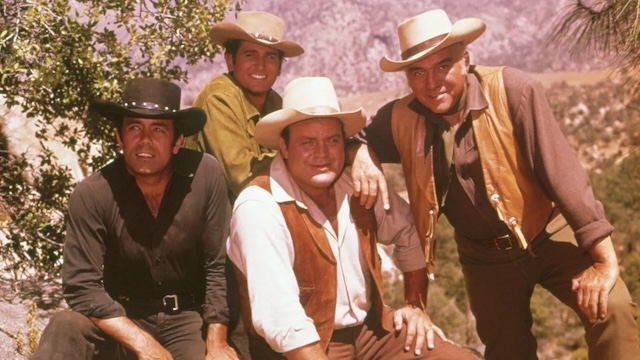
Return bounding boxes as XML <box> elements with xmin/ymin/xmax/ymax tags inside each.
<box><xmin>398</xmin><ymin>9</ymin><xmax>452</xmax><ymax>55</ymax></box>
<box><xmin>282</xmin><ymin>77</ymin><xmax>341</xmax><ymax>114</ymax></box>
<box><xmin>236</xmin><ymin>11</ymin><xmax>285</xmax><ymax>43</ymax></box>
<box><xmin>123</xmin><ymin>78</ymin><xmax>181</xmax><ymax>113</ymax></box>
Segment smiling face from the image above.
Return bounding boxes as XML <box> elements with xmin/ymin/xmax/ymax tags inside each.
<box><xmin>116</xmin><ymin>117</ymin><xmax>182</xmax><ymax>181</ymax></box>
<box><xmin>225</xmin><ymin>40</ymin><xmax>282</xmax><ymax>106</ymax></box>
<box><xmin>279</xmin><ymin>118</ymin><xmax>345</xmax><ymax>197</ymax></box>
<box><xmin>404</xmin><ymin>43</ymin><xmax>469</xmax><ymax>114</ymax></box>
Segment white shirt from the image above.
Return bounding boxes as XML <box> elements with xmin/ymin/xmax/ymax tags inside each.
<box><xmin>228</xmin><ymin>154</ymin><xmax>425</xmax><ymax>353</ymax></box>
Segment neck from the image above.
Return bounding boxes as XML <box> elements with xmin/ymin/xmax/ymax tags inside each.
<box><xmin>442</xmin><ymin>110</ymin><xmax>465</xmax><ymax>128</ymax></box>
<box><xmin>134</xmin><ymin>173</ymin><xmax>171</xmax><ymax>218</ymax></box>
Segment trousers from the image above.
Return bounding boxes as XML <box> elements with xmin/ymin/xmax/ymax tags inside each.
<box><xmin>456</xmin><ymin>230</ymin><xmax>640</xmax><ymax>360</ymax></box>
<box><xmin>31</xmin><ymin>309</ymin><xmax>206</xmax><ymax>360</ymax></box>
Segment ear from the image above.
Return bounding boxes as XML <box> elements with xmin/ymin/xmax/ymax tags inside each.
<box><xmin>115</xmin><ymin>129</ymin><xmax>124</xmax><ymax>149</ymax></box>
<box><xmin>172</xmin><ymin>134</ymin><xmax>184</xmax><ymax>155</ymax></box>
<box><xmin>279</xmin><ymin>136</ymin><xmax>288</xmax><ymax>160</ymax></box>
<box><xmin>463</xmin><ymin>50</ymin><xmax>471</xmax><ymax>67</ymax></box>
<box><xmin>224</xmin><ymin>53</ymin><xmax>235</xmax><ymax>72</ymax></box>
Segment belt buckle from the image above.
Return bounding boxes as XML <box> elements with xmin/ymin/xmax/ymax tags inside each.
<box><xmin>162</xmin><ymin>294</ymin><xmax>179</xmax><ymax>312</ymax></box>
<box><xmin>493</xmin><ymin>234</ymin><xmax>513</xmax><ymax>250</ymax></box>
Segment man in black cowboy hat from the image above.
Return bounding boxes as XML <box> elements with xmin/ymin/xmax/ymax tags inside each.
<box><xmin>349</xmin><ymin>8</ymin><xmax>640</xmax><ymax>360</ymax></box>
<box><xmin>33</xmin><ymin>78</ymin><xmax>241</xmax><ymax>360</ymax></box>
<box><xmin>183</xmin><ymin>10</ymin><xmax>304</xmax><ymax>203</ymax></box>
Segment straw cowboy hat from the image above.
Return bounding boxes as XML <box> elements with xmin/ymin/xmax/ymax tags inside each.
<box><xmin>89</xmin><ymin>78</ymin><xmax>206</xmax><ymax>137</ymax></box>
<box><xmin>210</xmin><ymin>11</ymin><xmax>304</xmax><ymax>57</ymax></box>
<box><xmin>380</xmin><ymin>9</ymin><xmax>486</xmax><ymax>72</ymax></box>
<box><xmin>255</xmin><ymin>77</ymin><xmax>365</xmax><ymax>149</ymax></box>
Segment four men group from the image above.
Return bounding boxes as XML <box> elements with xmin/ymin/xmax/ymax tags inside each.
<box><xmin>33</xmin><ymin>7</ymin><xmax>640</xmax><ymax>360</ymax></box>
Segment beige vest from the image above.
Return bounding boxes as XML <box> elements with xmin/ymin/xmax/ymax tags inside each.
<box><xmin>391</xmin><ymin>66</ymin><xmax>553</xmax><ymax>272</ymax></box>
<box><xmin>234</xmin><ymin>169</ymin><xmax>391</xmax><ymax>354</ymax></box>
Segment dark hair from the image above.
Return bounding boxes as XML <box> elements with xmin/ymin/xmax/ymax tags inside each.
<box><xmin>116</xmin><ymin>117</ymin><xmax>183</xmax><ymax>145</ymax></box>
<box><xmin>223</xmin><ymin>39</ymin><xmax>285</xmax><ymax>66</ymax></box>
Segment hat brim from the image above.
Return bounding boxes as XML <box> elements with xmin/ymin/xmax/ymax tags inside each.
<box><xmin>380</xmin><ymin>18</ymin><xmax>486</xmax><ymax>72</ymax></box>
<box><xmin>88</xmin><ymin>100</ymin><xmax>206</xmax><ymax>137</ymax></box>
<box><xmin>210</xmin><ymin>23</ymin><xmax>304</xmax><ymax>57</ymax></box>
<box><xmin>255</xmin><ymin>108</ymin><xmax>366</xmax><ymax>149</ymax></box>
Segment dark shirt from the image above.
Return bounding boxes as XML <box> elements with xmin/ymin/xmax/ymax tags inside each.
<box><xmin>360</xmin><ymin>66</ymin><xmax>612</xmax><ymax>248</ymax></box>
<box><xmin>62</xmin><ymin>148</ymin><xmax>231</xmax><ymax>324</ymax></box>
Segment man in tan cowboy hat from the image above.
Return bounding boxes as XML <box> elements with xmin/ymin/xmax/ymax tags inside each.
<box><xmin>184</xmin><ymin>10</ymin><xmax>304</xmax><ymax>203</ymax></box>
<box><xmin>227</xmin><ymin>77</ymin><xmax>480</xmax><ymax>360</ymax></box>
<box><xmin>32</xmin><ymin>78</ymin><xmax>241</xmax><ymax>360</ymax></box>
<box><xmin>348</xmin><ymin>8</ymin><xmax>640</xmax><ymax>360</ymax></box>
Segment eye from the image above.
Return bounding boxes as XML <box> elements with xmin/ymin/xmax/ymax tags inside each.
<box><xmin>327</xmin><ymin>136</ymin><xmax>342</xmax><ymax>144</ymax></box>
<box><xmin>411</xmin><ymin>69</ymin><xmax>425</xmax><ymax>78</ymax></box>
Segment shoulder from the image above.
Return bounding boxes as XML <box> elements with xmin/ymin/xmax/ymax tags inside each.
<box><xmin>194</xmin><ymin>73</ymin><xmax>244</xmax><ymax>105</ymax></box>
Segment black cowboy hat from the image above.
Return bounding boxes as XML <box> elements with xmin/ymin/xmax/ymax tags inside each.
<box><xmin>88</xmin><ymin>77</ymin><xmax>206</xmax><ymax>137</ymax></box>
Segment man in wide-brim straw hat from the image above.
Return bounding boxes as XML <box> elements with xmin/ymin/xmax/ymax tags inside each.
<box><xmin>33</xmin><ymin>78</ymin><xmax>241</xmax><ymax>360</ymax></box>
<box><xmin>227</xmin><ymin>76</ymin><xmax>480</xmax><ymax>359</ymax></box>
<box><xmin>184</xmin><ymin>10</ymin><xmax>304</xmax><ymax>202</ymax></box>
<box><xmin>349</xmin><ymin>8</ymin><xmax>640</xmax><ymax>360</ymax></box>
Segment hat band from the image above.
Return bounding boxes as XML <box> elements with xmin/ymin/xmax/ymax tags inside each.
<box><xmin>252</xmin><ymin>32</ymin><xmax>280</xmax><ymax>43</ymax></box>
<box><xmin>124</xmin><ymin>101</ymin><xmax>178</xmax><ymax>113</ymax></box>
<box><xmin>401</xmin><ymin>34</ymin><xmax>448</xmax><ymax>60</ymax></box>
<box><xmin>299</xmin><ymin>105</ymin><xmax>340</xmax><ymax>115</ymax></box>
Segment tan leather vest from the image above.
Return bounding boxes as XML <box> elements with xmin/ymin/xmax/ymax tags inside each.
<box><xmin>234</xmin><ymin>169</ymin><xmax>391</xmax><ymax>353</ymax></box>
<box><xmin>391</xmin><ymin>66</ymin><xmax>553</xmax><ymax>271</ymax></box>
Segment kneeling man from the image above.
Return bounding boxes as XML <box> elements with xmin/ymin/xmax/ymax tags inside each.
<box><xmin>227</xmin><ymin>77</ymin><xmax>479</xmax><ymax>359</ymax></box>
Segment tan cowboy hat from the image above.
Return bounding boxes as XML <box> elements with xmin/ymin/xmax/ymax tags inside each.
<box><xmin>380</xmin><ymin>9</ymin><xmax>486</xmax><ymax>72</ymax></box>
<box><xmin>255</xmin><ymin>77</ymin><xmax>365</xmax><ymax>149</ymax></box>
<box><xmin>210</xmin><ymin>11</ymin><xmax>304</xmax><ymax>57</ymax></box>
<box><xmin>88</xmin><ymin>78</ymin><xmax>205</xmax><ymax>137</ymax></box>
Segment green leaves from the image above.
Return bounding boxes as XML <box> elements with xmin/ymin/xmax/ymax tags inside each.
<box><xmin>0</xmin><ymin>0</ymin><xmax>240</xmax><ymax>276</ymax></box>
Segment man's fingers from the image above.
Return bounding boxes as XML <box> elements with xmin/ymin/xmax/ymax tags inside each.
<box><xmin>378</xmin><ymin>177</ymin><xmax>390</xmax><ymax>210</ymax></box>
<box><xmin>393</xmin><ymin>310</ymin><xmax>404</xmax><ymax>331</ymax></box>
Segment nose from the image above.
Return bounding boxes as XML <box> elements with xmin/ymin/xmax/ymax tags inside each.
<box><xmin>315</xmin><ymin>142</ymin><xmax>329</xmax><ymax>157</ymax></box>
<box><xmin>426</xmin><ymin>71</ymin><xmax>440</xmax><ymax>90</ymax></box>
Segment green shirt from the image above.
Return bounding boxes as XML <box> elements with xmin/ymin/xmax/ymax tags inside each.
<box><xmin>184</xmin><ymin>73</ymin><xmax>281</xmax><ymax>201</ymax></box>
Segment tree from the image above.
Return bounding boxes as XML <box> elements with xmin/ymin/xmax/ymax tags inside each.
<box><xmin>549</xmin><ymin>0</ymin><xmax>640</xmax><ymax>102</ymax></box>
<box><xmin>0</xmin><ymin>0</ymin><xmax>242</xmax><ymax>277</ymax></box>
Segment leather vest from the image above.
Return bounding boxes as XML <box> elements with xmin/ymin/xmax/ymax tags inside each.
<box><xmin>391</xmin><ymin>65</ymin><xmax>553</xmax><ymax>272</ymax></box>
<box><xmin>234</xmin><ymin>168</ymin><xmax>391</xmax><ymax>355</ymax></box>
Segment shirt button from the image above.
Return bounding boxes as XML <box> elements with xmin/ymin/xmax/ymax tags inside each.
<box><xmin>155</xmin><ymin>257</ymin><xmax>161</xmax><ymax>265</ymax></box>
<box><xmin>157</xmin><ymin>281</ymin><xmax>162</xmax><ymax>286</ymax></box>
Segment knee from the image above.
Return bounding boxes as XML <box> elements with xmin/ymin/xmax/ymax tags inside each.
<box><xmin>44</xmin><ymin>311</ymin><xmax>94</xmax><ymax>335</ymax></box>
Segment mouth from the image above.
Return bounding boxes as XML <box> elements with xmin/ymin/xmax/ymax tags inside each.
<box><xmin>250</xmin><ymin>74</ymin><xmax>267</xmax><ymax>80</ymax></box>
<box><xmin>136</xmin><ymin>152</ymin><xmax>154</xmax><ymax>158</ymax></box>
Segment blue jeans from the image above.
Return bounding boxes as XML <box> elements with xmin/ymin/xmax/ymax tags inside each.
<box><xmin>32</xmin><ymin>310</ymin><xmax>206</xmax><ymax>360</ymax></box>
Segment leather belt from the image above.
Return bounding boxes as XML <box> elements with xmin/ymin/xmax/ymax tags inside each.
<box><xmin>118</xmin><ymin>293</ymin><xmax>203</xmax><ymax>313</ymax></box>
<box><xmin>474</xmin><ymin>233</ymin><xmax>515</xmax><ymax>250</ymax></box>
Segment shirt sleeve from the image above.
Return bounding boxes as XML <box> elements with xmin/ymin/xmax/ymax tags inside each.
<box><xmin>228</xmin><ymin>187</ymin><xmax>320</xmax><ymax>353</ymax></box>
<box><xmin>373</xmin><ymin>187</ymin><xmax>426</xmax><ymax>272</ymax></box>
<box><xmin>201</xmin><ymin>156</ymin><xmax>232</xmax><ymax>324</ymax></box>
<box><xmin>193</xmin><ymin>91</ymin><xmax>275</xmax><ymax>197</ymax></box>
<box><xmin>504</xmin><ymin>67</ymin><xmax>613</xmax><ymax>249</ymax></box>
<box><xmin>62</xmin><ymin>181</ymin><xmax>126</xmax><ymax>319</ymax></box>
<box><xmin>356</xmin><ymin>99</ymin><xmax>402</xmax><ymax>163</ymax></box>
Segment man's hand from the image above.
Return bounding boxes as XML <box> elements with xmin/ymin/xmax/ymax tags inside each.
<box><xmin>205</xmin><ymin>323</ymin><xmax>242</xmax><ymax>360</ymax></box>
<box><xmin>90</xmin><ymin>316</ymin><xmax>173</xmax><ymax>360</ymax></box>
<box><xmin>571</xmin><ymin>236</ymin><xmax>619</xmax><ymax>323</ymax></box>
<box><xmin>393</xmin><ymin>306</ymin><xmax>447</xmax><ymax>356</ymax></box>
<box><xmin>349</xmin><ymin>143</ymin><xmax>390</xmax><ymax>210</ymax></box>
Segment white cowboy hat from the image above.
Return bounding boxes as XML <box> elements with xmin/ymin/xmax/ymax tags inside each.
<box><xmin>89</xmin><ymin>78</ymin><xmax>205</xmax><ymax>137</ymax></box>
<box><xmin>380</xmin><ymin>9</ymin><xmax>486</xmax><ymax>72</ymax></box>
<box><xmin>255</xmin><ymin>77</ymin><xmax>365</xmax><ymax>149</ymax></box>
<box><xmin>210</xmin><ymin>11</ymin><xmax>304</xmax><ymax>57</ymax></box>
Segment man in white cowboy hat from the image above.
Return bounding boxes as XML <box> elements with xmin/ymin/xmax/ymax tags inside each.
<box><xmin>184</xmin><ymin>10</ymin><xmax>304</xmax><ymax>203</ymax></box>
<box><xmin>227</xmin><ymin>77</ymin><xmax>480</xmax><ymax>360</ymax></box>
<box><xmin>32</xmin><ymin>78</ymin><xmax>241</xmax><ymax>360</ymax></box>
<box><xmin>349</xmin><ymin>8</ymin><xmax>640</xmax><ymax>360</ymax></box>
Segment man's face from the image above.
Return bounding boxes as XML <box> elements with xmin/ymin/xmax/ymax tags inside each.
<box><xmin>404</xmin><ymin>44</ymin><xmax>469</xmax><ymax>114</ymax></box>
<box><xmin>279</xmin><ymin>118</ymin><xmax>345</xmax><ymax>195</ymax></box>
<box><xmin>116</xmin><ymin>117</ymin><xmax>182</xmax><ymax>179</ymax></box>
<box><xmin>225</xmin><ymin>41</ymin><xmax>282</xmax><ymax>100</ymax></box>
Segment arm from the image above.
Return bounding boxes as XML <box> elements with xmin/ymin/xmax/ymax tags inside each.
<box><xmin>202</xmin><ymin>158</ymin><xmax>239</xmax><ymax>358</ymax></box>
<box><xmin>228</xmin><ymin>187</ymin><xmax>320</xmax><ymax>354</ymax></box>
<box><xmin>205</xmin><ymin>323</ymin><xmax>240</xmax><ymax>360</ymax></box>
<box><xmin>347</xmin><ymin>101</ymin><xmax>401</xmax><ymax>210</ymax></box>
<box><xmin>90</xmin><ymin>316</ymin><xmax>172</xmax><ymax>360</ymax></box>
<box><xmin>504</xmin><ymin>69</ymin><xmax>618</xmax><ymax>321</ymax></box>
<box><xmin>194</xmin><ymin>90</ymin><xmax>275</xmax><ymax>197</ymax></box>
